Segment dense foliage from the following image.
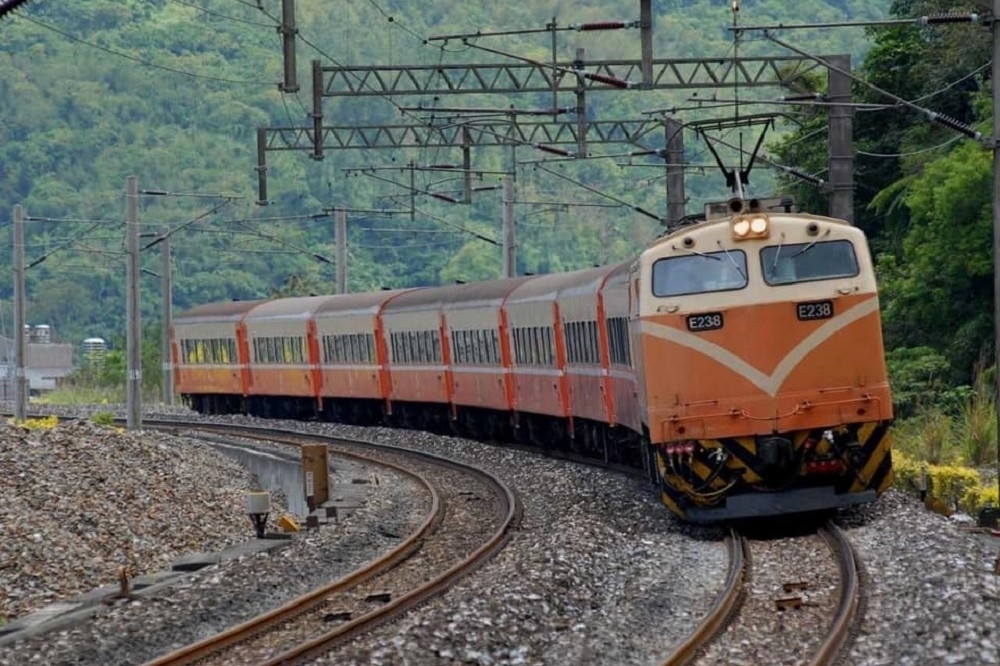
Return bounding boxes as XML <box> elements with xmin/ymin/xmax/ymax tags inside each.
<box><xmin>0</xmin><ymin>0</ymin><xmax>884</xmax><ymax>357</ymax></box>
<box><xmin>8</xmin><ymin>1</ymin><xmax>996</xmax><ymax>476</ymax></box>
<box><xmin>770</xmin><ymin>0</ymin><xmax>996</xmax><ymax>415</ymax></box>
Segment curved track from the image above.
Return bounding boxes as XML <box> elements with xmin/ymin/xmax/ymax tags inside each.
<box><xmin>661</xmin><ymin>522</ymin><xmax>861</xmax><ymax>666</ymax></box>
<box><xmin>137</xmin><ymin>420</ymin><xmax>519</xmax><ymax>666</ymax></box>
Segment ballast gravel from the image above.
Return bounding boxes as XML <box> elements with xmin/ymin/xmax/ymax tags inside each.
<box><xmin>839</xmin><ymin>491</ymin><xmax>999</xmax><ymax>666</ymax></box>
<box><xmin>1</xmin><ymin>405</ymin><xmax>997</xmax><ymax>666</ymax></box>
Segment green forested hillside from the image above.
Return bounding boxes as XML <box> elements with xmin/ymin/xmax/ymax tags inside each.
<box><xmin>771</xmin><ymin>0</ymin><xmax>994</xmax><ymax>402</ymax></box>
<box><xmin>0</xmin><ymin>0</ymin><xmax>895</xmax><ymax>358</ymax></box>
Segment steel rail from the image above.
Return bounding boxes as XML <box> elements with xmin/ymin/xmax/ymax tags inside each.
<box><xmin>811</xmin><ymin>522</ymin><xmax>862</xmax><ymax>666</ymax></box>
<box><xmin>136</xmin><ymin>420</ymin><xmax>519</xmax><ymax>666</ymax></box>
<box><xmin>258</xmin><ymin>456</ymin><xmax>519</xmax><ymax>666</ymax></box>
<box><xmin>659</xmin><ymin>529</ymin><xmax>748</xmax><ymax>666</ymax></box>
<box><xmin>140</xmin><ymin>425</ymin><xmax>443</xmax><ymax>666</ymax></box>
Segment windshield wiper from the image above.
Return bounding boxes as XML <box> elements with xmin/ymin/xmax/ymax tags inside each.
<box><xmin>671</xmin><ymin>244</ymin><xmax>720</xmax><ymax>260</ymax></box>
<box><xmin>715</xmin><ymin>241</ymin><xmax>747</xmax><ymax>280</ymax></box>
<box><xmin>790</xmin><ymin>228</ymin><xmax>831</xmax><ymax>259</ymax></box>
<box><xmin>771</xmin><ymin>232</ymin><xmax>785</xmax><ymax>269</ymax></box>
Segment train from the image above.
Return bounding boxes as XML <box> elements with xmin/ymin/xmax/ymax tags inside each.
<box><xmin>171</xmin><ymin>197</ymin><xmax>894</xmax><ymax>523</ymax></box>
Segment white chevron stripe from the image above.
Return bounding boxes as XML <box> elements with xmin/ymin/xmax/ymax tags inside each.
<box><xmin>640</xmin><ymin>298</ymin><xmax>879</xmax><ymax>397</ymax></box>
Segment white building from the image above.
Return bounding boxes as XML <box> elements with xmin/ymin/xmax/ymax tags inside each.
<box><xmin>0</xmin><ymin>327</ymin><xmax>75</xmax><ymax>396</ymax></box>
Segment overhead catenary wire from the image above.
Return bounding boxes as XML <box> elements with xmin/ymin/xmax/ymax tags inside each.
<box><xmin>533</xmin><ymin>164</ymin><xmax>663</xmax><ymax>223</ymax></box>
<box><xmin>765</xmin><ymin>30</ymin><xmax>986</xmax><ymax>142</ymax></box>
<box><xmin>857</xmin><ymin>133</ymin><xmax>966</xmax><ymax>157</ymax></box>
<box><xmin>12</xmin><ymin>13</ymin><xmax>271</xmax><ymax>86</ymax></box>
<box><xmin>169</xmin><ymin>0</ymin><xmax>274</xmax><ymax>27</ymax></box>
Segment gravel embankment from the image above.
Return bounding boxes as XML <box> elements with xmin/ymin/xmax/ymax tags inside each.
<box><xmin>0</xmin><ymin>419</ymin><xmax>279</xmax><ymax>621</ymax></box>
<box><xmin>0</xmin><ymin>409</ymin><xmax>728</xmax><ymax>666</ymax></box>
<box><xmin>1</xmin><ymin>405</ymin><xmax>997</xmax><ymax>666</ymax></box>
<box><xmin>839</xmin><ymin>491</ymin><xmax>999</xmax><ymax>666</ymax></box>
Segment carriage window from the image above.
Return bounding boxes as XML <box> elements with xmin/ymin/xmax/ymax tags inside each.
<box><xmin>606</xmin><ymin>316</ymin><xmax>632</xmax><ymax>366</ymax></box>
<box><xmin>652</xmin><ymin>251</ymin><xmax>748</xmax><ymax>297</ymax></box>
<box><xmin>489</xmin><ymin>331</ymin><xmax>500</xmax><ymax>364</ymax></box>
<box><xmin>564</xmin><ymin>321</ymin><xmax>600</xmax><ymax>365</ymax></box>
<box><xmin>760</xmin><ymin>239</ymin><xmax>859</xmax><ymax>285</ymax></box>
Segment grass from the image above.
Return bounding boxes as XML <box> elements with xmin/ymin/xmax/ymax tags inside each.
<box><xmin>40</xmin><ymin>385</ymin><xmax>162</xmax><ymax>405</ymax></box>
<box><xmin>895</xmin><ymin>376</ymin><xmax>999</xmax><ymax>515</ymax></box>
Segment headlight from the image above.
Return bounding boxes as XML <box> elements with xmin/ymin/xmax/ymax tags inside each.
<box><xmin>731</xmin><ymin>214</ymin><xmax>770</xmax><ymax>240</ymax></box>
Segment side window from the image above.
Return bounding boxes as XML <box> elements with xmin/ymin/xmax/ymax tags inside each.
<box><xmin>473</xmin><ymin>330</ymin><xmax>483</xmax><ymax>365</ymax></box>
<box><xmin>433</xmin><ymin>330</ymin><xmax>442</xmax><ymax>363</ymax></box>
<box><xmin>489</xmin><ymin>330</ymin><xmax>499</xmax><ymax>364</ymax></box>
<box><xmin>606</xmin><ymin>316</ymin><xmax>632</xmax><ymax>366</ymax></box>
<box><xmin>450</xmin><ymin>330</ymin><xmax>461</xmax><ymax>364</ymax></box>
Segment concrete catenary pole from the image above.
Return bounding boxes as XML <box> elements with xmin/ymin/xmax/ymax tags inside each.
<box><xmin>826</xmin><ymin>54</ymin><xmax>854</xmax><ymax>223</ymax></box>
<box><xmin>992</xmin><ymin>0</ymin><xmax>1000</xmax><ymax>503</ymax></box>
<box><xmin>335</xmin><ymin>207</ymin><xmax>347</xmax><ymax>294</ymax></box>
<box><xmin>279</xmin><ymin>0</ymin><xmax>299</xmax><ymax>93</ymax></box>
<box><xmin>160</xmin><ymin>226</ymin><xmax>173</xmax><ymax>406</ymax></box>
<box><xmin>126</xmin><ymin>175</ymin><xmax>142</xmax><ymax>430</ymax></box>
<box><xmin>502</xmin><ymin>176</ymin><xmax>516</xmax><ymax>278</ymax></box>
<box><xmin>13</xmin><ymin>204</ymin><xmax>26</xmax><ymax>421</ymax></box>
<box><xmin>664</xmin><ymin>116</ymin><xmax>686</xmax><ymax>229</ymax></box>
<box><xmin>639</xmin><ymin>0</ymin><xmax>653</xmax><ymax>87</ymax></box>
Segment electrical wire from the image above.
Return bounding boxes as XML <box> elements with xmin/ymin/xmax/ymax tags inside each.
<box><xmin>857</xmin><ymin>133</ymin><xmax>964</xmax><ymax>158</ymax></box>
<box><xmin>13</xmin><ymin>14</ymin><xmax>271</xmax><ymax>86</ymax></box>
<box><xmin>364</xmin><ymin>0</ymin><xmax>439</xmax><ymax>44</ymax></box>
<box><xmin>169</xmin><ymin>0</ymin><xmax>274</xmax><ymax>27</ymax></box>
<box><xmin>897</xmin><ymin>59</ymin><xmax>991</xmax><ymax>106</ymax></box>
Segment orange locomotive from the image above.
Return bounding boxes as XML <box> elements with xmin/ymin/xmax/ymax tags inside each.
<box><xmin>172</xmin><ymin>199</ymin><xmax>893</xmax><ymax>522</ymax></box>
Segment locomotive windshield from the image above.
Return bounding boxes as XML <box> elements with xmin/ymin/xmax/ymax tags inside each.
<box><xmin>760</xmin><ymin>239</ymin><xmax>859</xmax><ymax>285</ymax></box>
<box><xmin>652</xmin><ymin>250</ymin><xmax>748</xmax><ymax>297</ymax></box>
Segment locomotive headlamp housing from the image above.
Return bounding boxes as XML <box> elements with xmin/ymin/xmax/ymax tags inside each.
<box><xmin>731</xmin><ymin>214</ymin><xmax>770</xmax><ymax>240</ymax></box>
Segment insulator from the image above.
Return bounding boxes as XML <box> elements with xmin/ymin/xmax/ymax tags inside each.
<box><xmin>927</xmin><ymin>111</ymin><xmax>983</xmax><ymax>140</ymax></box>
<box><xmin>632</xmin><ymin>206</ymin><xmax>663</xmax><ymax>222</ymax></box>
<box><xmin>0</xmin><ymin>0</ymin><xmax>33</xmax><ymax>20</ymax></box>
<box><xmin>574</xmin><ymin>21</ymin><xmax>628</xmax><ymax>31</ymax></box>
<box><xmin>430</xmin><ymin>192</ymin><xmax>459</xmax><ymax>203</ymax></box>
<box><xmin>585</xmin><ymin>72</ymin><xmax>631</xmax><ymax>89</ymax></box>
<box><xmin>535</xmin><ymin>144</ymin><xmax>575</xmax><ymax>156</ymax></box>
<box><xmin>920</xmin><ymin>13</ymin><xmax>980</xmax><ymax>25</ymax></box>
<box><xmin>783</xmin><ymin>166</ymin><xmax>824</xmax><ymax>186</ymax></box>
<box><xmin>428</xmin><ymin>163</ymin><xmax>457</xmax><ymax>169</ymax></box>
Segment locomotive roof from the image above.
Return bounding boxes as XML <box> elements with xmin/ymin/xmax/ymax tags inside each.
<box><xmin>173</xmin><ymin>299</ymin><xmax>270</xmax><ymax>323</ymax></box>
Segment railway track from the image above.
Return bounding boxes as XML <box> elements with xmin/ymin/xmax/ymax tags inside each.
<box><xmin>135</xmin><ymin>420</ymin><xmax>519</xmax><ymax>666</ymax></box>
<box><xmin>661</xmin><ymin>522</ymin><xmax>862</xmax><ymax>666</ymax></box>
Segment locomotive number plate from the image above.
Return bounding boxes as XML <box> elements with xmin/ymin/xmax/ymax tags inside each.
<box><xmin>686</xmin><ymin>312</ymin><xmax>724</xmax><ymax>332</ymax></box>
<box><xmin>796</xmin><ymin>300</ymin><xmax>834</xmax><ymax>321</ymax></box>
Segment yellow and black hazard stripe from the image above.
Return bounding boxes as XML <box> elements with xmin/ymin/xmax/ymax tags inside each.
<box><xmin>654</xmin><ymin>448</ymin><xmax>692</xmax><ymax>518</ymax></box>
<box><xmin>848</xmin><ymin>421</ymin><xmax>893</xmax><ymax>494</ymax></box>
<box><xmin>655</xmin><ymin>443</ymin><xmax>741</xmax><ymax>516</ymax></box>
